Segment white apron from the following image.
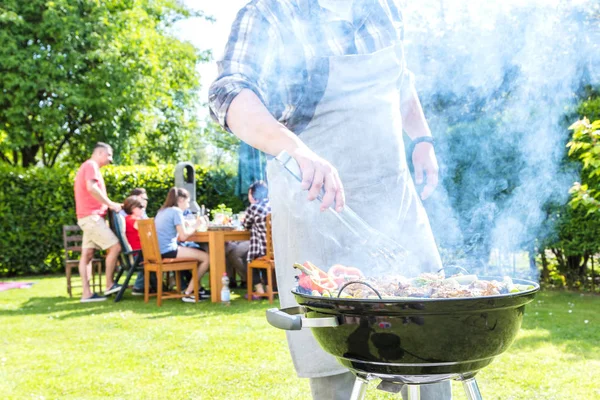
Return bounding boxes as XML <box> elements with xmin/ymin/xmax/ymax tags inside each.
<box><xmin>267</xmin><ymin>44</ymin><xmax>442</xmax><ymax>378</ymax></box>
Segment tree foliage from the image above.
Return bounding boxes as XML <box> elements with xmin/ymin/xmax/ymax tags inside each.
<box><xmin>187</xmin><ymin>118</ymin><xmax>240</xmax><ymax>173</ymax></box>
<box><xmin>401</xmin><ymin>1</ymin><xmax>600</xmax><ymax>278</ymax></box>
<box><xmin>0</xmin><ymin>0</ymin><xmax>208</xmax><ymax>167</ymax></box>
<box><xmin>567</xmin><ymin>113</ymin><xmax>600</xmax><ymax>214</ymax></box>
<box><xmin>539</xmin><ymin>85</ymin><xmax>600</xmax><ymax>288</ymax></box>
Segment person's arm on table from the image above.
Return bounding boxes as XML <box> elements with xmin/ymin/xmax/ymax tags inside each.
<box><xmin>176</xmin><ymin>219</ymin><xmax>201</xmax><ymax>242</ymax></box>
<box><xmin>242</xmin><ymin>205</ymin><xmax>255</xmax><ymax>231</ymax></box>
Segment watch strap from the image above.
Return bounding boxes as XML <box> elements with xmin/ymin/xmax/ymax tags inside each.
<box><xmin>412</xmin><ymin>136</ymin><xmax>435</xmax><ymax>147</ymax></box>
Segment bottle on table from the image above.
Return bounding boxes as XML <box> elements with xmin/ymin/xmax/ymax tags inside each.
<box><xmin>221</xmin><ymin>272</ymin><xmax>231</xmax><ymax>305</ymax></box>
<box><xmin>231</xmin><ymin>214</ymin><xmax>242</xmax><ymax>230</ymax></box>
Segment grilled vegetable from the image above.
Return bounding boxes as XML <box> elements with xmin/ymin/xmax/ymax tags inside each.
<box><xmin>294</xmin><ymin>262</ymin><xmax>338</xmax><ymax>293</ymax></box>
<box><xmin>295</xmin><ymin>261</ymin><xmax>537</xmax><ymax>299</ymax></box>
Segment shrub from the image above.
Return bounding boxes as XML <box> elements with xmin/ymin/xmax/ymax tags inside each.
<box><xmin>0</xmin><ymin>165</ymin><xmax>243</xmax><ymax>276</ymax></box>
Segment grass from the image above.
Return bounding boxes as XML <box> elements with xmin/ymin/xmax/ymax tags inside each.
<box><xmin>0</xmin><ymin>275</ymin><xmax>599</xmax><ymax>400</ymax></box>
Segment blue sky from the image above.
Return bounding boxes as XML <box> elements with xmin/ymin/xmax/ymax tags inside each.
<box><xmin>172</xmin><ymin>0</ymin><xmax>249</xmax><ymax>115</ymax></box>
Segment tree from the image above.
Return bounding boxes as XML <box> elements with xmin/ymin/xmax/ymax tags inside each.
<box><xmin>536</xmin><ymin>85</ymin><xmax>600</xmax><ymax>287</ymax></box>
<box><xmin>188</xmin><ymin>118</ymin><xmax>240</xmax><ymax>172</ymax></box>
<box><xmin>540</xmin><ymin>201</ymin><xmax>600</xmax><ymax>287</ymax></box>
<box><xmin>0</xmin><ymin>0</ymin><xmax>209</xmax><ymax>167</ymax></box>
<box><xmin>567</xmin><ymin>88</ymin><xmax>600</xmax><ymax>214</ymax></box>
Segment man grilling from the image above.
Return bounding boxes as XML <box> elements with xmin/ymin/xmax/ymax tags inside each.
<box><xmin>209</xmin><ymin>1</ymin><xmax>449</xmax><ymax>399</ymax></box>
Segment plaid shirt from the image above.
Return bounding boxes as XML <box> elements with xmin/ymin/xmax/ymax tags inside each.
<box><xmin>243</xmin><ymin>199</ymin><xmax>272</xmax><ymax>262</ymax></box>
<box><xmin>209</xmin><ymin>0</ymin><xmax>413</xmax><ymax>133</ymax></box>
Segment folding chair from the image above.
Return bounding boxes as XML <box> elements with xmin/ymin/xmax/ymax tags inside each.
<box><xmin>108</xmin><ymin>210</ymin><xmax>143</xmax><ymax>302</ymax></box>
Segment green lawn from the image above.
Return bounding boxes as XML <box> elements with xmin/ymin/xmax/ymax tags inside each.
<box><xmin>1</xmin><ymin>275</ymin><xmax>598</xmax><ymax>400</ymax></box>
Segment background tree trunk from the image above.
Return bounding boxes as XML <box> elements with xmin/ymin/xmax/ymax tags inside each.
<box><xmin>20</xmin><ymin>145</ymin><xmax>39</xmax><ymax>167</ymax></box>
<box><xmin>541</xmin><ymin>250</ymin><xmax>550</xmax><ymax>282</ymax></box>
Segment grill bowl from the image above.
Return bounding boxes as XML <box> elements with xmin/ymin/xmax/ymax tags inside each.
<box><xmin>292</xmin><ymin>277</ymin><xmax>539</xmax><ymax>377</ymax></box>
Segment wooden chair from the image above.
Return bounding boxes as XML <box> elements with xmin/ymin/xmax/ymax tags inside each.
<box><xmin>247</xmin><ymin>214</ymin><xmax>278</xmax><ymax>303</ymax></box>
<box><xmin>137</xmin><ymin>218</ymin><xmax>199</xmax><ymax>306</ymax></box>
<box><xmin>62</xmin><ymin>225</ymin><xmax>103</xmax><ymax>297</ymax></box>
<box><xmin>108</xmin><ymin>210</ymin><xmax>143</xmax><ymax>303</ymax></box>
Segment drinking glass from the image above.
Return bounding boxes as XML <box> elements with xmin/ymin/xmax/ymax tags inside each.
<box><xmin>232</xmin><ymin>214</ymin><xmax>242</xmax><ymax>230</ymax></box>
<box><xmin>197</xmin><ymin>215</ymin><xmax>208</xmax><ymax>232</ymax></box>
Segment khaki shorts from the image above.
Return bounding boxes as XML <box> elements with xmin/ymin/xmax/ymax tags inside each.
<box><xmin>77</xmin><ymin>215</ymin><xmax>119</xmax><ymax>250</ymax></box>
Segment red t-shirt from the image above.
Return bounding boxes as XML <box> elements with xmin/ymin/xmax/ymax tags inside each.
<box><xmin>74</xmin><ymin>159</ymin><xmax>107</xmax><ymax>219</ymax></box>
<box><xmin>125</xmin><ymin>215</ymin><xmax>142</xmax><ymax>250</ymax></box>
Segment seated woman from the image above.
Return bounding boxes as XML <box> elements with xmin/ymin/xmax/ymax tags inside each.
<box><xmin>123</xmin><ymin>195</ymin><xmax>144</xmax><ymax>251</ymax></box>
<box><xmin>154</xmin><ymin>187</ymin><xmax>210</xmax><ymax>302</ymax></box>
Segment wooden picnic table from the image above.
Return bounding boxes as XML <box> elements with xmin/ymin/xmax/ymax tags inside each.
<box><xmin>188</xmin><ymin>229</ymin><xmax>250</xmax><ymax>302</ymax></box>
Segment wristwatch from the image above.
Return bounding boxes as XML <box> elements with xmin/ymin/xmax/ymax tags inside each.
<box><xmin>412</xmin><ymin>136</ymin><xmax>434</xmax><ymax>147</ymax></box>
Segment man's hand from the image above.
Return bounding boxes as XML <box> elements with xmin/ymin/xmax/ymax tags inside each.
<box><xmin>226</xmin><ymin>89</ymin><xmax>344</xmax><ymax>211</ymax></box>
<box><xmin>412</xmin><ymin>142</ymin><xmax>439</xmax><ymax>200</ymax></box>
<box><xmin>108</xmin><ymin>201</ymin><xmax>122</xmax><ymax>213</ymax></box>
<box><xmin>290</xmin><ymin>147</ymin><xmax>345</xmax><ymax>212</ymax></box>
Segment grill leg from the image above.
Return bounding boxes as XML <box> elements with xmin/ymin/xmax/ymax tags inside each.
<box><xmin>349</xmin><ymin>377</ymin><xmax>369</xmax><ymax>400</ymax></box>
<box><xmin>462</xmin><ymin>378</ymin><xmax>483</xmax><ymax>400</ymax></box>
<box><xmin>406</xmin><ymin>385</ymin><xmax>420</xmax><ymax>400</ymax></box>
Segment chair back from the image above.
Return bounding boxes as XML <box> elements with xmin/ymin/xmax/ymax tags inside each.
<box><xmin>137</xmin><ymin>218</ymin><xmax>162</xmax><ymax>264</ymax></box>
<box><xmin>109</xmin><ymin>210</ymin><xmax>133</xmax><ymax>253</ymax></box>
<box><xmin>63</xmin><ymin>225</ymin><xmax>83</xmax><ymax>262</ymax></box>
<box><xmin>265</xmin><ymin>214</ymin><xmax>274</xmax><ymax>259</ymax></box>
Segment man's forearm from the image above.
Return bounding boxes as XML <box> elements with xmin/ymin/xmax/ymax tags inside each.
<box><xmin>400</xmin><ymin>87</ymin><xmax>432</xmax><ymax>140</ymax></box>
<box><xmin>226</xmin><ymin>89</ymin><xmax>345</xmax><ymax>211</ymax></box>
<box><xmin>88</xmin><ymin>184</ymin><xmax>113</xmax><ymax>206</ymax></box>
<box><xmin>226</xmin><ymin>89</ymin><xmax>306</xmax><ymax>156</ymax></box>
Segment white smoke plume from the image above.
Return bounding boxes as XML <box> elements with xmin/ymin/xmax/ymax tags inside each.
<box><xmin>401</xmin><ymin>0</ymin><xmax>600</xmax><ymax>278</ymax></box>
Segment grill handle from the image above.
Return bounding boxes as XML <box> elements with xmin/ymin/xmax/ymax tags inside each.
<box><xmin>266</xmin><ymin>306</ymin><xmax>339</xmax><ymax>330</ymax></box>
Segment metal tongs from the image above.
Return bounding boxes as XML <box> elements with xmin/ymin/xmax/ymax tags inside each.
<box><xmin>275</xmin><ymin>151</ymin><xmax>409</xmax><ymax>272</ymax></box>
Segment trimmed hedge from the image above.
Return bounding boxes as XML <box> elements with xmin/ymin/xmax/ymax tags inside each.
<box><xmin>0</xmin><ymin>165</ymin><xmax>244</xmax><ymax>277</ymax></box>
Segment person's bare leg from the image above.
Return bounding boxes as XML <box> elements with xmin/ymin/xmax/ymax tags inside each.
<box><xmin>79</xmin><ymin>248</ymin><xmax>96</xmax><ymax>299</ymax></box>
<box><xmin>255</xmin><ymin>283</ymin><xmax>265</xmax><ymax>294</ymax></box>
<box><xmin>177</xmin><ymin>247</ymin><xmax>209</xmax><ymax>294</ymax></box>
<box><xmin>104</xmin><ymin>242</ymin><xmax>121</xmax><ymax>289</ymax></box>
<box><xmin>86</xmin><ymin>261</ymin><xmax>92</xmax><ymax>286</ymax></box>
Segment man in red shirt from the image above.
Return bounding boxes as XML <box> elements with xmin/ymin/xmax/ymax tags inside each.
<box><xmin>74</xmin><ymin>142</ymin><xmax>123</xmax><ymax>302</ymax></box>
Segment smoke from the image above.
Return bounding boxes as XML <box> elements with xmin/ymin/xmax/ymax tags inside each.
<box><xmin>258</xmin><ymin>0</ymin><xmax>600</xmax><ymax>279</ymax></box>
<box><xmin>400</xmin><ymin>0</ymin><xmax>600</xmax><ymax>277</ymax></box>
